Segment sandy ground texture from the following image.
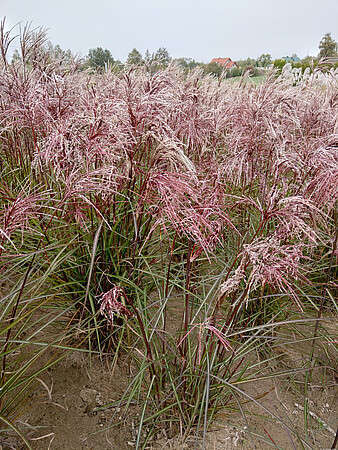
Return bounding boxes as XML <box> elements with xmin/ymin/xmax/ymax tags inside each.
<box><xmin>0</xmin><ymin>295</ymin><xmax>336</xmax><ymax>449</ymax></box>
<box><xmin>1</xmin><ymin>337</ymin><xmax>336</xmax><ymax>450</ymax></box>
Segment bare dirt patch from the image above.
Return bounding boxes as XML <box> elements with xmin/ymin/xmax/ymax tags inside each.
<box><xmin>1</xmin><ymin>308</ymin><xmax>336</xmax><ymax>449</ymax></box>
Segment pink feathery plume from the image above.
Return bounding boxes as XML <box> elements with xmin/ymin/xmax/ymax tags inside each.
<box><xmin>145</xmin><ymin>171</ymin><xmax>235</xmax><ymax>258</ymax></box>
<box><xmin>1</xmin><ymin>193</ymin><xmax>42</xmax><ymax>242</ymax></box>
<box><xmin>243</xmin><ymin>237</ymin><xmax>306</xmax><ymax>310</ymax></box>
<box><xmin>99</xmin><ymin>286</ymin><xmax>133</xmax><ymax>328</ymax></box>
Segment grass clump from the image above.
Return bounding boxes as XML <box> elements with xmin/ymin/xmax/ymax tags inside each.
<box><xmin>0</xmin><ymin>20</ymin><xmax>337</xmax><ymax>448</ymax></box>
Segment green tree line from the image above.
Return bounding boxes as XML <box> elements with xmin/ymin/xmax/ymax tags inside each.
<box><xmin>12</xmin><ymin>32</ymin><xmax>338</xmax><ymax>77</ymax></box>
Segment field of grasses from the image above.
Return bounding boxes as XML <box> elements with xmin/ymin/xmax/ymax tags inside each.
<box><xmin>0</xmin><ymin>25</ymin><xmax>337</xmax><ymax>449</ymax></box>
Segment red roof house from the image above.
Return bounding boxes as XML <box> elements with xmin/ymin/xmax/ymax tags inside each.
<box><xmin>210</xmin><ymin>58</ymin><xmax>237</xmax><ymax>69</ymax></box>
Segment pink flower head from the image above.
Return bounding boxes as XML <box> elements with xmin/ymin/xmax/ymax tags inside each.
<box><xmin>243</xmin><ymin>237</ymin><xmax>305</xmax><ymax>310</ymax></box>
<box><xmin>146</xmin><ymin>171</ymin><xmax>235</xmax><ymax>258</ymax></box>
<box><xmin>1</xmin><ymin>193</ymin><xmax>41</xmax><ymax>242</ymax></box>
<box><xmin>219</xmin><ymin>263</ymin><xmax>246</xmax><ymax>296</ymax></box>
<box><xmin>98</xmin><ymin>286</ymin><xmax>132</xmax><ymax>327</ymax></box>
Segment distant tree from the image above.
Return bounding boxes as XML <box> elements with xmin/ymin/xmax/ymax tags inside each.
<box><xmin>227</xmin><ymin>66</ymin><xmax>242</xmax><ymax>77</ymax></box>
<box><xmin>318</xmin><ymin>33</ymin><xmax>338</xmax><ymax>58</ymax></box>
<box><xmin>301</xmin><ymin>56</ymin><xmax>315</xmax><ymax>65</ymax></box>
<box><xmin>173</xmin><ymin>57</ymin><xmax>190</xmax><ymax>69</ymax></box>
<box><xmin>204</xmin><ymin>62</ymin><xmax>223</xmax><ymax>77</ymax></box>
<box><xmin>44</xmin><ymin>42</ymin><xmax>75</xmax><ymax>65</ymax></box>
<box><xmin>234</xmin><ymin>58</ymin><xmax>262</xmax><ymax>76</ymax></box>
<box><xmin>153</xmin><ymin>47</ymin><xmax>171</xmax><ymax>68</ymax></box>
<box><xmin>87</xmin><ymin>47</ymin><xmax>114</xmax><ymax>70</ymax></box>
<box><xmin>257</xmin><ymin>53</ymin><xmax>272</xmax><ymax>67</ymax></box>
<box><xmin>11</xmin><ymin>39</ymin><xmax>79</xmax><ymax>70</ymax></box>
<box><xmin>127</xmin><ymin>48</ymin><xmax>143</xmax><ymax>65</ymax></box>
<box><xmin>298</xmin><ymin>56</ymin><xmax>318</xmax><ymax>71</ymax></box>
<box><xmin>143</xmin><ymin>48</ymin><xmax>171</xmax><ymax>73</ymax></box>
<box><xmin>51</xmin><ymin>44</ymin><xmax>72</xmax><ymax>60</ymax></box>
<box><xmin>186</xmin><ymin>59</ymin><xmax>201</xmax><ymax>70</ymax></box>
<box><xmin>173</xmin><ymin>57</ymin><xmax>201</xmax><ymax>71</ymax></box>
<box><xmin>273</xmin><ymin>59</ymin><xmax>287</xmax><ymax>71</ymax></box>
<box><xmin>11</xmin><ymin>49</ymin><xmax>21</xmax><ymax>64</ymax></box>
<box><xmin>236</xmin><ymin>57</ymin><xmax>257</xmax><ymax>69</ymax></box>
<box><xmin>144</xmin><ymin>49</ymin><xmax>152</xmax><ymax>65</ymax></box>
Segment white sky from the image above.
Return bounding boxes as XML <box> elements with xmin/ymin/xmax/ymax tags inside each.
<box><xmin>1</xmin><ymin>0</ymin><xmax>337</xmax><ymax>62</ymax></box>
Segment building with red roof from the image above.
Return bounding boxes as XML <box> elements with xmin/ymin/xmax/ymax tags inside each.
<box><xmin>210</xmin><ymin>58</ymin><xmax>237</xmax><ymax>69</ymax></box>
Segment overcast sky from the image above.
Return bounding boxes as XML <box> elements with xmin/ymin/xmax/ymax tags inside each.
<box><xmin>1</xmin><ymin>0</ymin><xmax>337</xmax><ymax>62</ymax></box>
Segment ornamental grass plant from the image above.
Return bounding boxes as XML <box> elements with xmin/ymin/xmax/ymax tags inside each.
<box><xmin>0</xmin><ymin>21</ymin><xmax>337</xmax><ymax>448</ymax></box>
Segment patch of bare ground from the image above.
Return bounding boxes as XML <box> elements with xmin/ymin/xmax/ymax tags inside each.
<box><xmin>151</xmin><ymin>377</ymin><xmax>336</xmax><ymax>450</ymax></box>
<box><xmin>1</xmin><ymin>351</ymin><xmax>138</xmax><ymax>449</ymax></box>
<box><xmin>1</xmin><ymin>308</ymin><xmax>336</xmax><ymax>449</ymax></box>
<box><xmin>151</xmin><ymin>315</ymin><xmax>337</xmax><ymax>449</ymax></box>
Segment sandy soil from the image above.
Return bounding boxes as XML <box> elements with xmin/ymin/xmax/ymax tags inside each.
<box><xmin>1</xmin><ymin>307</ymin><xmax>336</xmax><ymax>449</ymax></box>
<box><xmin>2</xmin><ymin>346</ymin><xmax>336</xmax><ymax>449</ymax></box>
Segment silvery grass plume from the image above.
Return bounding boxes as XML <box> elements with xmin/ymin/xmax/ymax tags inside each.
<box><xmin>243</xmin><ymin>237</ymin><xmax>305</xmax><ymax>310</ymax></box>
<box><xmin>144</xmin><ymin>171</ymin><xmax>236</xmax><ymax>257</ymax></box>
<box><xmin>304</xmin><ymin>146</ymin><xmax>338</xmax><ymax>211</ymax></box>
<box><xmin>0</xmin><ymin>192</ymin><xmax>42</xmax><ymax>250</ymax></box>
